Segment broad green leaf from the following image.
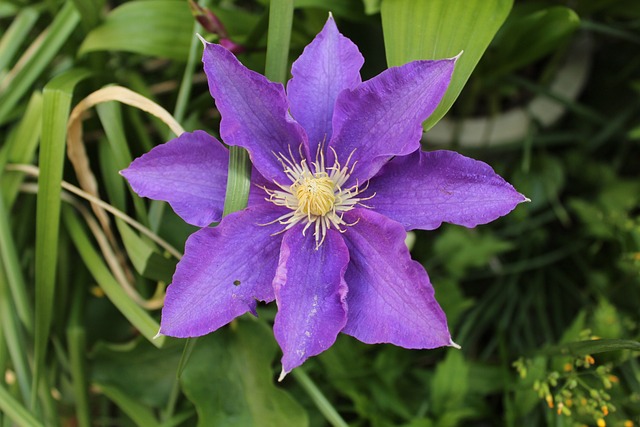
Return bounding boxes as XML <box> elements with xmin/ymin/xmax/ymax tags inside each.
<box><xmin>79</xmin><ymin>0</ymin><xmax>193</xmax><ymax>61</ymax></box>
<box><xmin>430</xmin><ymin>350</ymin><xmax>469</xmax><ymax>415</ymax></box>
<box><xmin>92</xmin><ymin>339</ymin><xmax>183</xmax><ymax>408</ymax></box>
<box><xmin>489</xmin><ymin>6</ymin><xmax>580</xmax><ymax>78</ymax></box>
<box><xmin>181</xmin><ymin>319</ymin><xmax>308</xmax><ymax>427</ymax></box>
<box><xmin>381</xmin><ymin>0</ymin><xmax>512</xmax><ymax>130</ymax></box>
<box><xmin>434</xmin><ymin>226</ymin><xmax>513</xmax><ymax>278</ymax></box>
<box><xmin>33</xmin><ymin>67</ymin><xmax>90</xmax><ymax>406</ymax></box>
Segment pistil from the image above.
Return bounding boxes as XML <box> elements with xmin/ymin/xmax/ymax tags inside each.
<box><xmin>260</xmin><ymin>145</ymin><xmax>373</xmax><ymax>248</ymax></box>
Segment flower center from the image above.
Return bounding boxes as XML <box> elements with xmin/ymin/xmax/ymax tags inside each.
<box><xmin>260</xmin><ymin>145</ymin><xmax>374</xmax><ymax>248</ymax></box>
<box><xmin>292</xmin><ymin>174</ymin><xmax>335</xmax><ymax>217</ymax></box>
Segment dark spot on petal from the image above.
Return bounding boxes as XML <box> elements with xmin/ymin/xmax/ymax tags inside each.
<box><xmin>233</xmin><ymin>280</ymin><xmax>241</xmax><ymax>286</ymax></box>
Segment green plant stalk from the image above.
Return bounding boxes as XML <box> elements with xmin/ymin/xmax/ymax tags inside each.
<box><xmin>222</xmin><ymin>0</ymin><xmax>295</xmax><ymax>217</ymax></box>
<box><xmin>292</xmin><ymin>369</ymin><xmax>348</xmax><ymax>427</ymax></box>
<box><xmin>173</xmin><ymin>10</ymin><xmax>203</xmax><ymax>125</ymax></box>
<box><xmin>66</xmin><ymin>287</ymin><xmax>90</xmax><ymax>427</ymax></box>
<box><xmin>265</xmin><ymin>0</ymin><xmax>294</xmax><ymax>84</ymax></box>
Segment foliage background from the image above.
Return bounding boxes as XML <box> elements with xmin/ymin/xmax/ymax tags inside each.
<box><xmin>0</xmin><ymin>0</ymin><xmax>639</xmax><ymax>426</ymax></box>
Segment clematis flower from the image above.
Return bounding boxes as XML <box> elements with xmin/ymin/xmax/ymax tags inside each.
<box><xmin>121</xmin><ymin>16</ymin><xmax>527</xmax><ymax>378</ymax></box>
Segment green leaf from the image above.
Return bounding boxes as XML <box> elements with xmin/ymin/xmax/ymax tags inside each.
<box><xmin>70</xmin><ymin>0</ymin><xmax>105</xmax><ymax>32</ymax></box>
<box><xmin>33</xmin><ymin>67</ymin><xmax>90</xmax><ymax>406</ymax></box>
<box><xmin>265</xmin><ymin>0</ymin><xmax>294</xmax><ymax>84</ymax></box>
<box><xmin>66</xmin><ymin>287</ymin><xmax>91</xmax><ymax>427</ymax></box>
<box><xmin>222</xmin><ymin>146</ymin><xmax>252</xmax><ymax>217</ymax></box>
<box><xmin>381</xmin><ymin>0</ymin><xmax>512</xmax><ymax>130</ymax></box>
<box><xmin>62</xmin><ymin>205</ymin><xmax>165</xmax><ymax>348</ymax></box>
<box><xmin>96</xmin><ymin>383</ymin><xmax>160</xmax><ymax>427</ymax></box>
<box><xmin>0</xmin><ymin>384</ymin><xmax>43</xmax><ymax>427</ymax></box>
<box><xmin>0</xmin><ymin>8</ymin><xmax>39</xmax><ymax>72</ymax></box>
<box><xmin>92</xmin><ymin>339</ymin><xmax>183</xmax><ymax>408</ymax></box>
<box><xmin>0</xmin><ymin>91</ymin><xmax>43</xmax><ymax>207</ymax></box>
<box><xmin>539</xmin><ymin>339</ymin><xmax>640</xmax><ymax>357</ymax></box>
<box><xmin>361</xmin><ymin>0</ymin><xmax>381</xmax><ymax>15</ymax></box>
<box><xmin>0</xmin><ymin>2</ymin><xmax>80</xmax><ymax>124</ymax></box>
<box><xmin>490</xmin><ymin>6</ymin><xmax>580</xmax><ymax>78</ymax></box>
<box><xmin>79</xmin><ymin>0</ymin><xmax>194</xmax><ymax>61</ymax></box>
<box><xmin>116</xmin><ymin>218</ymin><xmax>177</xmax><ymax>283</ymax></box>
<box><xmin>430</xmin><ymin>350</ymin><xmax>469</xmax><ymax>415</ymax></box>
<box><xmin>180</xmin><ymin>319</ymin><xmax>308</xmax><ymax>427</ymax></box>
<box><xmin>293</xmin><ymin>0</ymin><xmax>365</xmax><ymax>18</ymax></box>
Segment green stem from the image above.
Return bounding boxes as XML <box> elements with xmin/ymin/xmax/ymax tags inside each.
<box><xmin>265</xmin><ymin>0</ymin><xmax>294</xmax><ymax>84</ymax></box>
<box><xmin>292</xmin><ymin>369</ymin><xmax>348</xmax><ymax>427</ymax></box>
<box><xmin>221</xmin><ymin>0</ymin><xmax>294</xmax><ymax>217</ymax></box>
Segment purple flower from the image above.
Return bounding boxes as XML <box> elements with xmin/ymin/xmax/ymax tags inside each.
<box><xmin>121</xmin><ymin>17</ymin><xmax>527</xmax><ymax>378</ymax></box>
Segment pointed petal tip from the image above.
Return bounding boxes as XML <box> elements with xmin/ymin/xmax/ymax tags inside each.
<box><xmin>153</xmin><ymin>329</ymin><xmax>164</xmax><ymax>340</ymax></box>
<box><xmin>196</xmin><ymin>33</ymin><xmax>208</xmax><ymax>47</ymax></box>
<box><xmin>449</xmin><ymin>339</ymin><xmax>461</xmax><ymax>349</ymax></box>
<box><xmin>278</xmin><ymin>368</ymin><xmax>289</xmax><ymax>382</ymax></box>
<box><xmin>452</xmin><ymin>50</ymin><xmax>463</xmax><ymax>62</ymax></box>
<box><xmin>523</xmin><ymin>196</ymin><xmax>532</xmax><ymax>203</ymax></box>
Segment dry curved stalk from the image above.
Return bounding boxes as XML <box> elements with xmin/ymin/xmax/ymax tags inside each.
<box><xmin>8</xmin><ymin>163</ymin><xmax>183</xmax><ymax>310</ymax></box>
<box><xmin>66</xmin><ymin>85</ymin><xmax>185</xmax><ymax>246</ymax></box>
<box><xmin>65</xmin><ymin>85</ymin><xmax>186</xmax><ymax>305</ymax></box>
<box><xmin>18</xmin><ymin>182</ymin><xmax>165</xmax><ymax>310</ymax></box>
<box><xmin>6</xmin><ymin>164</ymin><xmax>182</xmax><ymax>260</ymax></box>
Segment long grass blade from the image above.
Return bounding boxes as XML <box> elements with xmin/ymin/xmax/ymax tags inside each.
<box><xmin>33</xmin><ymin>68</ymin><xmax>90</xmax><ymax>406</ymax></box>
<box><xmin>0</xmin><ymin>2</ymin><xmax>80</xmax><ymax>123</ymax></box>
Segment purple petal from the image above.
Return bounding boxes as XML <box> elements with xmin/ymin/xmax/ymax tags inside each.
<box><xmin>329</xmin><ymin>58</ymin><xmax>457</xmax><ymax>183</ymax></box>
<box><xmin>367</xmin><ymin>150</ymin><xmax>527</xmax><ymax>231</ymax></box>
<box><xmin>287</xmin><ymin>15</ymin><xmax>363</xmax><ymax>155</ymax></box>
<box><xmin>273</xmin><ymin>226</ymin><xmax>349</xmax><ymax>377</ymax></box>
<box><xmin>160</xmin><ymin>205</ymin><xmax>283</xmax><ymax>337</ymax></box>
<box><xmin>121</xmin><ymin>130</ymin><xmax>228</xmax><ymax>227</ymax></box>
<box><xmin>341</xmin><ymin>209</ymin><xmax>453</xmax><ymax>348</ymax></box>
<box><xmin>202</xmin><ymin>40</ymin><xmax>309</xmax><ymax>183</ymax></box>
<box><xmin>247</xmin><ymin>166</ymin><xmax>275</xmax><ymax>208</ymax></box>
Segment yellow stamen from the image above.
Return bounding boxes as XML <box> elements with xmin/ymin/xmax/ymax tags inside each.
<box><xmin>262</xmin><ymin>144</ymin><xmax>373</xmax><ymax>248</ymax></box>
<box><xmin>292</xmin><ymin>174</ymin><xmax>335</xmax><ymax>217</ymax></box>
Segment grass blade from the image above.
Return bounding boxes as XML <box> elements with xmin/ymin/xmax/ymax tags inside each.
<box><xmin>0</xmin><ymin>385</ymin><xmax>43</xmax><ymax>427</ymax></box>
<box><xmin>0</xmin><ymin>1</ymin><xmax>80</xmax><ymax>124</ymax></box>
<box><xmin>62</xmin><ymin>205</ymin><xmax>165</xmax><ymax>347</ymax></box>
<box><xmin>33</xmin><ymin>68</ymin><xmax>90</xmax><ymax>406</ymax></box>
